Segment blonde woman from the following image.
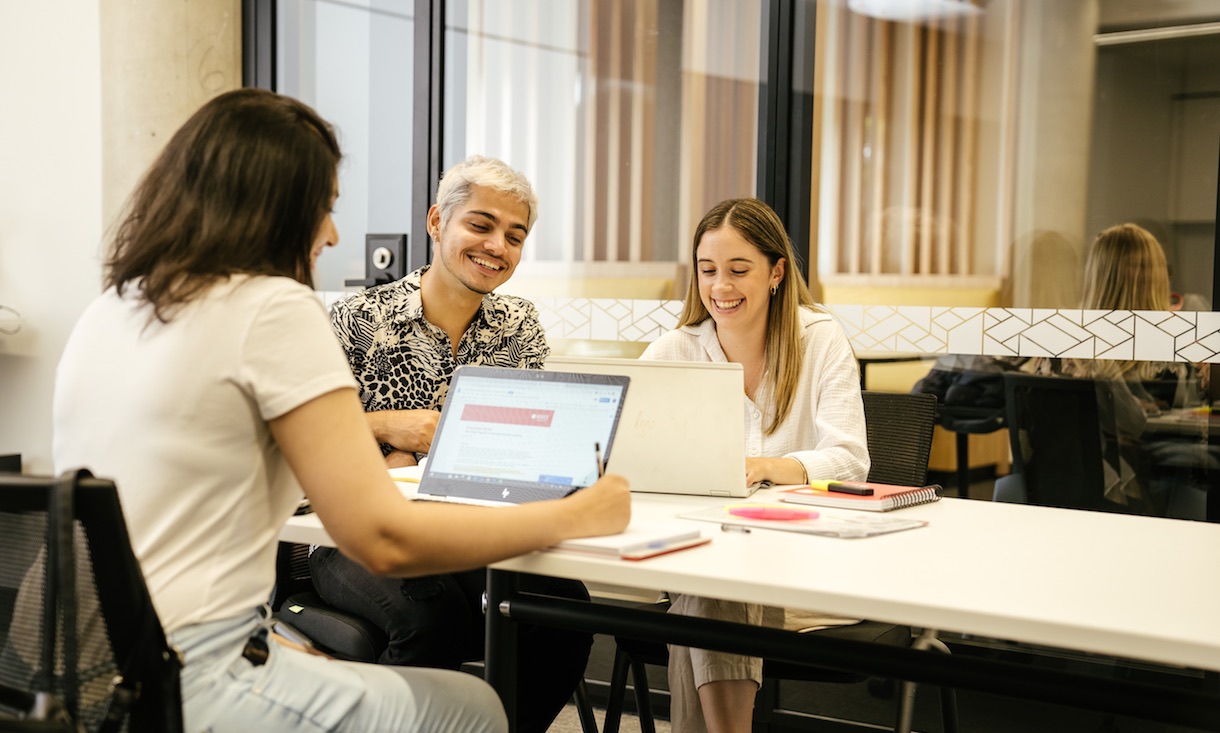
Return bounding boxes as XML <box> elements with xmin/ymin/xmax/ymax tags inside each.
<box><xmin>641</xmin><ymin>198</ymin><xmax>869</xmax><ymax>733</ymax></box>
<box><xmin>1032</xmin><ymin>223</ymin><xmax>1209</xmax><ymax>513</ymax></box>
<box><xmin>1039</xmin><ymin>223</ymin><xmax>1204</xmax><ymax>406</ymax></box>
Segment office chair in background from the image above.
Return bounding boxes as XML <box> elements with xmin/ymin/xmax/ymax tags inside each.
<box><xmin>1001</xmin><ymin>373</ymin><xmax>1156</xmax><ymax>514</ymax></box>
<box><xmin>0</xmin><ymin>470</ymin><xmax>183</xmax><ymax>733</ymax></box>
<box><xmin>602</xmin><ymin>390</ymin><xmax>956</xmax><ymax>733</ymax></box>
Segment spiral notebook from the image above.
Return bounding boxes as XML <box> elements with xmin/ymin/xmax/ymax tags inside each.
<box><xmin>779</xmin><ymin>481</ymin><xmax>941</xmax><ymax>512</ymax></box>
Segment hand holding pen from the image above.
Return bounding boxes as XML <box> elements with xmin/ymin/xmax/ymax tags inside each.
<box><xmin>560</xmin><ymin>442</ymin><xmax>630</xmax><ymax>537</ymax></box>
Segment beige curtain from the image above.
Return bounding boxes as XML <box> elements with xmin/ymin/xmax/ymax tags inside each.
<box><xmin>583</xmin><ymin>0</ymin><xmax>760</xmax><ymax>263</ymax></box>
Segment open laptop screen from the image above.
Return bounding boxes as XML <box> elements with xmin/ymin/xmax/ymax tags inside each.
<box><xmin>544</xmin><ymin>356</ymin><xmax>757</xmax><ymax>497</ymax></box>
<box><xmin>420</xmin><ymin>365</ymin><xmax>629</xmax><ymax>503</ymax></box>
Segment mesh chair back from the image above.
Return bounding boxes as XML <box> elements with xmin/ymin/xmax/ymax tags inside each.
<box><xmin>270</xmin><ymin>542</ymin><xmax>314</xmax><ymax>610</ymax></box>
<box><xmin>0</xmin><ymin>471</ymin><xmax>182</xmax><ymax>732</ymax></box>
<box><xmin>861</xmin><ymin>391</ymin><xmax>937</xmax><ymax>487</ymax></box>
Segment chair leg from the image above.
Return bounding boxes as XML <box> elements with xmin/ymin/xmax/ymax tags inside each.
<box><xmin>630</xmin><ymin>660</ymin><xmax>657</xmax><ymax>733</ymax></box>
<box><xmin>752</xmin><ymin>675</ymin><xmax>782</xmax><ymax>733</ymax></box>
<box><xmin>894</xmin><ymin>630</ymin><xmax>958</xmax><ymax>733</ymax></box>
<box><xmin>939</xmin><ymin>685</ymin><xmax>959</xmax><ymax>733</ymax></box>
<box><xmin>603</xmin><ymin>647</ymin><xmax>632</xmax><ymax>733</ymax></box>
<box><xmin>572</xmin><ymin>678</ymin><xmax>599</xmax><ymax>733</ymax></box>
<box><xmin>896</xmin><ymin>678</ymin><xmax>919</xmax><ymax>733</ymax></box>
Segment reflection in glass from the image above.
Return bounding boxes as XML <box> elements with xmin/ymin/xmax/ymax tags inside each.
<box><xmin>811</xmin><ymin>0</ymin><xmax>1220</xmax><ymax>311</ymax></box>
<box><xmin>443</xmin><ymin>0</ymin><xmax>762</xmax><ymax>272</ymax></box>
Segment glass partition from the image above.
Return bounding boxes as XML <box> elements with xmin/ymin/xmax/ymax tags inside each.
<box><xmin>810</xmin><ymin>0</ymin><xmax>1220</xmax><ymax>310</ymax></box>
<box><xmin>437</xmin><ymin>0</ymin><xmax>767</xmax><ymax>355</ymax></box>
<box><xmin>277</xmin><ymin>0</ymin><xmax>416</xmax><ymax>292</ymax></box>
<box><xmin>267</xmin><ymin>0</ymin><xmax>1219</xmax><ymax>521</ymax></box>
<box><xmin>806</xmin><ymin>0</ymin><xmax>1220</xmax><ymax>522</ymax></box>
<box><xmin>441</xmin><ymin>0</ymin><xmax>765</xmax><ymax>264</ymax></box>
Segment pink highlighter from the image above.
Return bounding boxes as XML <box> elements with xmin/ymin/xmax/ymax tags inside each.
<box><xmin>728</xmin><ymin>506</ymin><xmax>818</xmax><ymax>521</ymax></box>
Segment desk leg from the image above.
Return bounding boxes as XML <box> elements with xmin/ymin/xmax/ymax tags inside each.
<box><xmin>485</xmin><ymin>568</ymin><xmax>519</xmax><ymax>733</ymax></box>
<box><xmin>895</xmin><ymin>630</ymin><xmax>958</xmax><ymax>733</ymax></box>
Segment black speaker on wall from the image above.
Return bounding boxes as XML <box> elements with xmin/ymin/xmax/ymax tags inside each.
<box><xmin>345</xmin><ymin>233</ymin><xmax>408</xmax><ymax>289</ymax></box>
<box><xmin>0</xmin><ymin>454</ymin><xmax>21</xmax><ymax>474</ymax></box>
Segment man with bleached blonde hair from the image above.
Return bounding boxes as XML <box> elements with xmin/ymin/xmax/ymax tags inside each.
<box><xmin>313</xmin><ymin>155</ymin><xmax>592</xmax><ymax>733</ymax></box>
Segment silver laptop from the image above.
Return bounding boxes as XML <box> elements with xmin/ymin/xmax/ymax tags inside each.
<box><xmin>545</xmin><ymin>356</ymin><xmax>757</xmax><ymax>498</ymax></box>
<box><xmin>416</xmin><ymin>365</ymin><xmax>629</xmax><ymax>506</ymax></box>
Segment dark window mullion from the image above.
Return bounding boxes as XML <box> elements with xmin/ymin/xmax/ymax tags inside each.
<box><xmin>242</xmin><ymin>0</ymin><xmax>276</xmax><ymax>90</ymax></box>
<box><xmin>411</xmin><ymin>0</ymin><xmax>446</xmax><ymax>273</ymax></box>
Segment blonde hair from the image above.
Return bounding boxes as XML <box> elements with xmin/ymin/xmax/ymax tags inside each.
<box><xmin>1082</xmin><ymin>223</ymin><xmax>1170</xmax><ymax>312</ymax></box>
<box><xmin>435</xmin><ymin>155</ymin><xmax>539</xmax><ymax>235</ymax></box>
<box><xmin>1071</xmin><ymin>223</ymin><xmax>1174</xmax><ymax>381</ymax></box>
<box><xmin>679</xmin><ymin>198</ymin><xmax>817</xmax><ymax>435</ymax></box>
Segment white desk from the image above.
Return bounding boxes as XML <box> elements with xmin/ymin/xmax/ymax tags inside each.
<box><xmin>280</xmin><ymin>489</ymin><xmax>1220</xmax><ymax>728</ymax></box>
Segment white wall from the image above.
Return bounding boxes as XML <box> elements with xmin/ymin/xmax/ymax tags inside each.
<box><xmin>0</xmin><ymin>0</ymin><xmax>239</xmax><ymax>475</ymax></box>
<box><xmin>0</xmin><ymin>4</ymin><xmax>105</xmax><ymax>474</ymax></box>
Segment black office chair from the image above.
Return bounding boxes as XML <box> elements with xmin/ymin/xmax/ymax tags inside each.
<box><xmin>0</xmin><ymin>470</ymin><xmax>183</xmax><ymax>732</ymax></box>
<box><xmin>1002</xmin><ymin>373</ymin><xmax>1157</xmax><ymax>514</ymax></box>
<box><xmin>602</xmin><ymin>390</ymin><xmax>956</xmax><ymax>733</ymax></box>
<box><xmin>271</xmin><ymin>542</ymin><xmax>390</xmax><ymax>661</ymax></box>
<box><xmin>270</xmin><ymin>542</ymin><xmax>601</xmax><ymax>733</ymax></box>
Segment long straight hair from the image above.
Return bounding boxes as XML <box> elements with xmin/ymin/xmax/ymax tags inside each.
<box><xmin>679</xmin><ymin>198</ymin><xmax>816</xmax><ymax>434</ymax></box>
<box><xmin>1081</xmin><ymin>223</ymin><xmax>1171</xmax><ymax>312</ymax></box>
<box><xmin>107</xmin><ymin>88</ymin><xmax>342</xmax><ymax>322</ymax></box>
<box><xmin>1072</xmin><ymin>223</ymin><xmax>1175</xmax><ymax>381</ymax></box>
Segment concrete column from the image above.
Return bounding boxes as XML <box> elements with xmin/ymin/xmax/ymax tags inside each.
<box><xmin>99</xmin><ymin>0</ymin><xmax>242</xmax><ymax>230</ymax></box>
<box><xmin>1008</xmin><ymin>0</ymin><xmax>1099</xmax><ymax>307</ymax></box>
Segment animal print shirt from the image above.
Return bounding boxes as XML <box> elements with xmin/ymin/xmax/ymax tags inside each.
<box><xmin>329</xmin><ymin>265</ymin><xmax>550</xmax><ymax>454</ymax></box>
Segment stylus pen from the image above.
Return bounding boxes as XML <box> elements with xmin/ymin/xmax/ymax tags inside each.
<box><xmin>595</xmin><ymin>442</ymin><xmax>605</xmax><ymax>478</ymax></box>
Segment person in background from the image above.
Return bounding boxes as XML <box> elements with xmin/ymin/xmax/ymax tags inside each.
<box><xmin>1032</xmin><ymin>222</ymin><xmax>1211</xmax><ymax>514</ymax></box>
<box><xmin>52</xmin><ymin>89</ymin><xmax>630</xmax><ymax>733</ymax></box>
<box><xmin>1036</xmin><ymin>223</ymin><xmax>1206</xmax><ymax>409</ymax></box>
<box><xmin>641</xmin><ymin>197</ymin><xmax>869</xmax><ymax>733</ymax></box>
<box><xmin>313</xmin><ymin>155</ymin><xmax>596</xmax><ymax>733</ymax></box>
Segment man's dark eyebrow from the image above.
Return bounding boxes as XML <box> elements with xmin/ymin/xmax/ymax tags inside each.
<box><xmin>468</xmin><ymin>209</ymin><xmax>529</xmax><ymax>234</ymax></box>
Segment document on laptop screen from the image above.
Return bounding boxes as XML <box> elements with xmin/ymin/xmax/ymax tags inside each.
<box><xmin>426</xmin><ymin>372</ymin><xmax>625</xmax><ymax>489</ymax></box>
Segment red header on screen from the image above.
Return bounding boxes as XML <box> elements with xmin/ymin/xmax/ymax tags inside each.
<box><xmin>461</xmin><ymin>404</ymin><xmax>555</xmax><ymax>427</ymax></box>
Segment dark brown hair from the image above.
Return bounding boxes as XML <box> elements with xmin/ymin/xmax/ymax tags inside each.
<box><xmin>106</xmin><ymin>88</ymin><xmax>342</xmax><ymax>321</ymax></box>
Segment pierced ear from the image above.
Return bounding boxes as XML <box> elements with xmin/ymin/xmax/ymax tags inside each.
<box><xmin>771</xmin><ymin>257</ymin><xmax>787</xmax><ymax>289</ymax></box>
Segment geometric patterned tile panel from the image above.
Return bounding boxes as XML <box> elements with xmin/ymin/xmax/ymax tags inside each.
<box><xmin>831</xmin><ymin>305</ymin><xmax>1220</xmax><ymax>363</ymax></box>
<box><xmin>321</xmin><ymin>293</ymin><xmax>1220</xmax><ymax>363</ymax></box>
<box><xmin>533</xmin><ymin>298</ymin><xmax>683</xmax><ymax>343</ymax></box>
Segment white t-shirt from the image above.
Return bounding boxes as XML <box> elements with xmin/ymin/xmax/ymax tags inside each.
<box><xmin>53</xmin><ymin>275</ymin><xmax>357</xmax><ymax>633</ymax></box>
<box><xmin>641</xmin><ymin>308</ymin><xmax>869</xmax><ymax>482</ymax></box>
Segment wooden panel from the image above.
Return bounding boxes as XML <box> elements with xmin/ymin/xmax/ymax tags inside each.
<box><xmin>927</xmin><ymin>426</ymin><xmax>1011</xmax><ymax>475</ymax></box>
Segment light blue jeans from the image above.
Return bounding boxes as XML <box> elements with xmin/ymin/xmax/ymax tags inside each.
<box><xmin>170</xmin><ymin>607</ymin><xmax>507</xmax><ymax>733</ymax></box>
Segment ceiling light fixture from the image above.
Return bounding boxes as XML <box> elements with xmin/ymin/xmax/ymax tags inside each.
<box><xmin>848</xmin><ymin>0</ymin><xmax>984</xmax><ymax>23</ymax></box>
